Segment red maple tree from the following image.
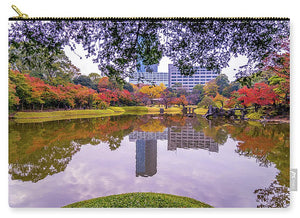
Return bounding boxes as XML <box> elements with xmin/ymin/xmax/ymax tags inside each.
<box><xmin>236</xmin><ymin>83</ymin><xmax>278</xmax><ymax>111</ymax></box>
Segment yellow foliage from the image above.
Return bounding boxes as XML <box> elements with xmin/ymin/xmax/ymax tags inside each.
<box><xmin>139</xmin><ymin>83</ymin><xmax>166</xmax><ymax>99</ymax></box>
<box><xmin>213</xmin><ymin>93</ymin><xmax>228</xmax><ymax>108</ymax></box>
<box><xmin>204</xmin><ymin>80</ymin><xmax>218</xmax><ymax>97</ymax></box>
<box><xmin>139</xmin><ymin>119</ymin><xmax>166</xmax><ymax>132</ymax></box>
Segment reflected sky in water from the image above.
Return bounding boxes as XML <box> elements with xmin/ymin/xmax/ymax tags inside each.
<box><xmin>9</xmin><ymin>114</ymin><xmax>289</xmax><ymax>208</ymax></box>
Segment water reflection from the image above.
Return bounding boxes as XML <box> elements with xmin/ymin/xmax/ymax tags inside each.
<box><xmin>9</xmin><ymin>114</ymin><xmax>290</xmax><ymax>207</ymax></box>
<box><xmin>136</xmin><ymin>139</ymin><xmax>157</xmax><ymax>177</ymax></box>
<box><xmin>167</xmin><ymin>124</ymin><xmax>219</xmax><ymax>152</ymax></box>
<box><xmin>129</xmin><ymin>129</ymin><xmax>167</xmax><ymax>177</ymax></box>
<box><xmin>225</xmin><ymin>121</ymin><xmax>290</xmax><ymax>208</ymax></box>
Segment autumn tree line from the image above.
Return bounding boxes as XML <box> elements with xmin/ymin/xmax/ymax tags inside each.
<box><xmin>9</xmin><ymin>36</ymin><xmax>289</xmax><ymax>115</ymax></box>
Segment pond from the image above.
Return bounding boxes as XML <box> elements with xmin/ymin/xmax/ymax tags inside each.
<box><xmin>8</xmin><ymin>114</ymin><xmax>290</xmax><ymax>208</ymax></box>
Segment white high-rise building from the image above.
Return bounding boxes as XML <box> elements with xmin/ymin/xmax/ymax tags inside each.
<box><xmin>168</xmin><ymin>64</ymin><xmax>219</xmax><ymax>91</ymax></box>
<box><xmin>129</xmin><ymin>63</ymin><xmax>168</xmax><ymax>87</ymax></box>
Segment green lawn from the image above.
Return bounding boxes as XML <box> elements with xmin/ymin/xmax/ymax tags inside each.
<box><xmin>121</xmin><ymin>106</ymin><xmax>149</xmax><ymax>114</ymax></box>
<box><xmin>146</xmin><ymin>106</ymin><xmax>182</xmax><ymax>114</ymax></box>
<box><xmin>14</xmin><ymin>109</ymin><xmax>115</xmax><ymax>118</ymax></box>
<box><xmin>11</xmin><ymin>105</ymin><xmax>208</xmax><ymax>123</ymax></box>
<box><xmin>63</xmin><ymin>192</ymin><xmax>213</xmax><ymax>208</ymax></box>
<box><xmin>12</xmin><ymin>109</ymin><xmax>121</xmax><ymax>123</ymax></box>
<box><xmin>194</xmin><ymin>107</ymin><xmax>207</xmax><ymax>115</ymax></box>
<box><xmin>11</xmin><ymin>106</ymin><xmax>186</xmax><ymax>123</ymax></box>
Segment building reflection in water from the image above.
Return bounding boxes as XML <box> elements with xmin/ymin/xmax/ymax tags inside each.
<box><xmin>129</xmin><ymin>130</ymin><xmax>168</xmax><ymax>177</ymax></box>
<box><xmin>168</xmin><ymin>124</ymin><xmax>219</xmax><ymax>152</ymax></box>
<box><xmin>129</xmin><ymin>126</ymin><xmax>219</xmax><ymax>177</ymax></box>
<box><xmin>135</xmin><ymin>139</ymin><xmax>157</xmax><ymax>177</ymax></box>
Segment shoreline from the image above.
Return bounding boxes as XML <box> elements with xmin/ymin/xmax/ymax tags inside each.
<box><xmin>9</xmin><ymin>106</ymin><xmax>183</xmax><ymax>123</ymax></box>
<box><xmin>9</xmin><ymin>106</ymin><xmax>290</xmax><ymax>124</ymax></box>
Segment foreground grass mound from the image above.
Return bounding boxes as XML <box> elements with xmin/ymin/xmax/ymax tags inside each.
<box><xmin>63</xmin><ymin>192</ymin><xmax>213</xmax><ymax>208</ymax></box>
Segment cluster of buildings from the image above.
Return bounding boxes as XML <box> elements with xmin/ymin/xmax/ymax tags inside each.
<box><xmin>129</xmin><ymin>63</ymin><xmax>219</xmax><ymax>92</ymax></box>
<box><xmin>129</xmin><ymin>125</ymin><xmax>219</xmax><ymax>177</ymax></box>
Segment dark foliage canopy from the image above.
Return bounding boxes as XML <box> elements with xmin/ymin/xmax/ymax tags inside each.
<box><xmin>9</xmin><ymin>19</ymin><xmax>289</xmax><ymax>80</ymax></box>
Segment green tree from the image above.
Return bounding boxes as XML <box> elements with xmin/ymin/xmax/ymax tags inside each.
<box><xmin>192</xmin><ymin>84</ymin><xmax>204</xmax><ymax>94</ymax></box>
<box><xmin>8</xmin><ymin>78</ymin><xmax>19</xmax><ymax>112</ymax></box>
<box><xmin>88</xmin><ymin>72</ymin><xmax>101</xmax><ymax>85</ymax></box>
<box><xmin>9</xmin><ymin>43</ymin><xmax>80</xmax><ymax>86</ymax></box>
<box><xmin>198</xmin><ymin>96</ymin><xmax>216</xmax><ymax>108</ymax></box>
<box><xmin>123</xmin><ymin>82</ymin><xmax>134</xmax><ymax>93</ymax></box>
<box><xmin>192</xmin><ymin>84</ymin><xmax>205</xmax><ymax>102</ymax></box>
<box><xmin>204</xmin><ymin>80</ymin><xmax>218</xmax><ymax>97</ymax></box>
<box><xmin>73</xmin><ymin>75</ymin><xmax>94</xmax><ymax>89</ymax></box>
<box><xmin>213</xmin><ymin>93</ymin><xmax>228</xmax><ymax>108</ymax></box>
<box><xmin>9</xmin><ymin>69</ymin><xmax>32</xmax><ymax>110</ymax></box>
<box><xmin>222</xmin><ymin>81</ymin><xmax>240</xmax><ymax>98</ymax></box>
<box><xmin>171</xmin><ymin>83</ymin><xmax>188</xmax><ymax>97</ymax></box>
<box><xmin>215</xmin><ymin>74</ymin><xmax>229</xmax><ymax>95</ymax></box>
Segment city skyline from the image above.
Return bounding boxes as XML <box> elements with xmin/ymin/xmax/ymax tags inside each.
<box><xmin>64</xmin><ymin>45</ymin><xmax>248</xmax><ymax>82</ymax></box>
<box><xmin>129</xmin><ymin>63</ymin><xmax>219</xmax><ymax>91</ymax></box>
<box><xmin>130</xmin><ymin>126</ymin><xmax>219</xmax><ymax>177</ymax></box>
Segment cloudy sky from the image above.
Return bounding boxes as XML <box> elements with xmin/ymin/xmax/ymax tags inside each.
<box><xmin>64</xmin><ymin>45</ymin><xmax>248</xmax><ymax>82</ymax></box>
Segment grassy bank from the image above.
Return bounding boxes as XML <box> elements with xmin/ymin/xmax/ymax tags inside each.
<box><xmin>146</xmin><ymin>106</ymin><xmax>182</xmax><ymax>114</ymax></box>
<box><xmin>10</xmin><ymin>106</ymin><xmax>185</xmax><ymax>123</ymax></box>
<box><xmin>63</xmin><ymin>192</ymin><xmax>213</xmax><ymax>208</ymax></box>
<box><xmin>194</xmin><ymin>107</ymin><xmax>207</xmax><ymax>115</ymax></box>
<box><xmin>12</xmin><ymin>108</ymin><xmax>122</xmax><ymax>123</ymax></box>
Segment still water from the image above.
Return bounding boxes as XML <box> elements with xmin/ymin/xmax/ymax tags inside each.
<box><xmin>9</xmin><ymin>114</ymin><xmax>290</xmax><ymax>208</ymax></box>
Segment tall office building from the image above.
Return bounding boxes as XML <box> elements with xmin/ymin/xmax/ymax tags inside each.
<box><xmin>168</xmin><ymin>64</ymin><xmax>219</xmax><ymax>91</ymax></box>
<box><xmin>129</xmin><ymin>71</ymin><xmax>169</xmax><ymax>87</ymax></box>
<box><xmin>129</xmin><ymin>63</ymin><xmax>169</xmax><ymax>87</ymax></box>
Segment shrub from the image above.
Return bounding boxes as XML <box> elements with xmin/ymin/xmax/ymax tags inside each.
<box><xmin>246</xmin><ymin>112</ymin><xmax>263</xmax><ymax>120</ymax></box>
<box><xmin>269</xmin><ymin>110</ymin><xmax>278</xmax><ymax>117</ymax></box>
<box><xmin>99</xmin><ymin>101</ymin><xmax>108</xmax><ymax>109</ymax></box>
<box><xmin>198</xmin><ymin>96</ymin><xmax>216</xmax><ymax>108</ymax></box>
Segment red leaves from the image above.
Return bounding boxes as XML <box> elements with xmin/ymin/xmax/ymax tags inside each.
<box><xmin>171</xmin><ymin>95</ymin><xmax>188</xmax><ymax>106</ymax></box>
<box><xmin>236</xmin><ymin>83</ymin><xmax>278</xmax><ymax>107</ymax></box>
<box><xmin>12</xmin><ymin>70</ymin><xmax>105</xmax><ymax>109</ymax></box>
<box><xmin>97</xmin><ymin>77</ymin><xmax>109</xmax><ymax>90</ymax></box>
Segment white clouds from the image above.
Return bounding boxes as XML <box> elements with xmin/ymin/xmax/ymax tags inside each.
<box><xmin>64</xmin><ymin>45</ymin><xmax>100</xmax><ymax>76</ymax></box>
<box><xmin>221</xmin><ymin>55</ymin><xmax>249</xmax><ymax>82</ymax></box>
<box><xmin>9</xmin><ymin>134</ymin><xmax>280</xmax><ymax>208</ymax></box>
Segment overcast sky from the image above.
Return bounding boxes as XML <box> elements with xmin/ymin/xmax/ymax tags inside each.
<box><xmin>64</xmin><ymin>44</ymin><xmax>248</xmax><ymax>82</ymax></box>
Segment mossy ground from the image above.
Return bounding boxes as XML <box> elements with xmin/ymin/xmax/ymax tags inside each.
<box><xmin>63</xmin><ymin>192</ymin><xmax>213</xmax><ymax>208</ymax></box>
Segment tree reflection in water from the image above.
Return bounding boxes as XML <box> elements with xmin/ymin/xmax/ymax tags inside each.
<box><xmin>9</xmin><ymin>115</ymin><xmax>289</xmax><ymax>207</ymax></box>
<box><xmin>224</xmin><ymin>120</ymin><xmax>290</xmax><ymax>208</ymax></box>
<box><xmin>254</xmin><ymin>180</ymin><xmax>289</xmax><ymax>208</ymax></box>
<box><xmin>9</xmin><ymin>115</ymin><xmax>139</xmax><ymax>182</ymax></box>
